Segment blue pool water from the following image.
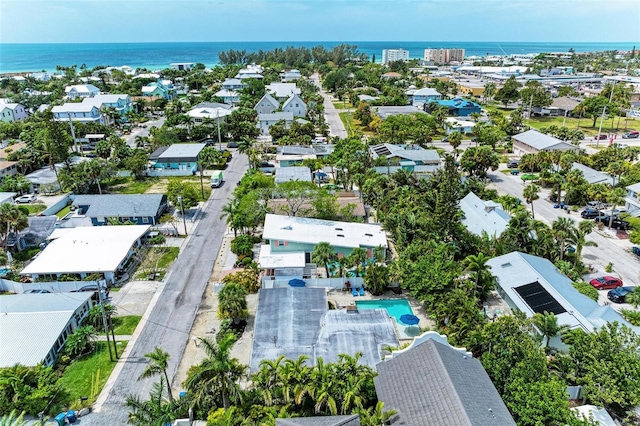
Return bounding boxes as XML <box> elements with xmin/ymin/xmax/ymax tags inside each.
<box><xmin>356</xmin><ymin>299</ymin><xmax>414</xmax><ymax>322</ymax></box>
<box><xmin>0</xmin><ymin>268</ymin><xmax>10</xmax><ymax>277</ymax></box>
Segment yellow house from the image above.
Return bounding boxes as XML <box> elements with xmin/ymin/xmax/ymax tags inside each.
<box><xmin>458</xmin><ymin>83</ymin><xmax>485</xmax><ymax>97</ymax></box>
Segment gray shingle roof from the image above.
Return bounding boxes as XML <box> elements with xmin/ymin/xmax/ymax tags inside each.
<box><xmin>374</xmin><ymin>339</ymin><xmax>515</xmax><ymax>426</ymax></box>
<box><xmin>276</xmin><ymin>415</ymin><xmax>360</xmax><ymax>426</ymax></box>
<box><xmin>73</xmin><ymin>194</ymin><xmax>167</xmax><ymax>218</ymax></box>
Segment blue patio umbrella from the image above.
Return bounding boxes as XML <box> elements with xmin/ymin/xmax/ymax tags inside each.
<box><xmin>399</xmin><ymin>314</ymin><xmax>419</xmax><ymax>325</ymax></box>
<box><xmin>288</xmin><ymin>278</ymin><xmax>306</xmax><ymax>287</ymax></box>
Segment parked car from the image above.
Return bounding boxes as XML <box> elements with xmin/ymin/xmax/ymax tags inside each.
<box><xmin>24</xmin><ymin>289</ymin><xmax>51</xmax><ymax>294</ymax></box>
<box><xmin>607</xmin><ymin>286</ymin><xmax>635</xmax><ymax>303</ymax></box>
<box><xmin>227</xmin><ymin>141</ymin><xmax>239</xmax><ymax>148</ymax></box>
<box><xmin>585</xmin><ymin>201</ymin><xmax>608</xmax><ymax>210</ymax></box>
<box><xmin>507</xmin><ymin>160</ymin><xmax>520</xmax><ymax>169</ymax></box>
<box><xmin>622</xmin><ymin>131</ymin><xmax>639</xmax><ymax>139</ymax></box>
<box><xmin>520</xmin><ymin>173</ymin><xmax>539</xmax><ymax>181</ymax></box>
<box><xmin>581</xmin><ymin>208</ymin><xmax>603</xmax><ymax>219</ymax></box>
<box><xmin>594</xmin><ymin>134</ymin><xmax>609</xmax><ymax>140</ymax></box>
<box><xmin>589</xmin><ymin>276</ymin><xmax>623</xmax><ymax>290</ymax></box>
<box><xmin>594</xmin><ymin>215</ymin><xmax>630</xmax><ymax>230</ymax></box>
<box><xmin>15</xmin><ymin>194</ymin><xmax>36</xmax><ymax>203</ymax></box>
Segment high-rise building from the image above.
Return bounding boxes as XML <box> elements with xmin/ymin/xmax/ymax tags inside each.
<box><xmin>423</xmin><ymin>48</ymin><xmax>465</xmax><ymax>64</ymax></box>
<box><xmin>382</xmin><ymin>49</ymin><xmax>410</xmax><ymax>65</ymax></box>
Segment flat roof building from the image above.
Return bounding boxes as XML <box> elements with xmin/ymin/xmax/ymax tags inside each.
<box><xmin>382</xmin><ymin>49</ymin><xmax>409</xmax><ymax>65</ymax></box>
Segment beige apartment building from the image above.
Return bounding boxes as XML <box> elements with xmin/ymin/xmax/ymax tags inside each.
<box><xmin>424</xmin><ymin>48</ymin><xmax>465</xmax><ymax>64</ymax></box>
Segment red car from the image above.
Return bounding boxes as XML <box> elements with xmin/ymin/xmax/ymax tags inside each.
<box><xmin>589</xmin><ymin>276</ymin><xmax>623</xmax><ymax>290</ymax></box>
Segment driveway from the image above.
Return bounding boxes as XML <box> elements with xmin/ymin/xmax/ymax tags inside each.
<box><xmin>486</xmin><ymin>168</ymin><xmax>639</xmax><ymax>302</ymax></box>
<box><xmin>123</xmin><ymin>117</ymin><xmax>166</xmax><ymax>148</ymax></box>
<box><xmin>82</xmin><ymin>153</ymin><xmax>247</xmax><ymax>424</ymax></box>
<box><xmin>311</xmin><ymin>73</ymin><xmax>347</xmax><ymax>139</ymax></box>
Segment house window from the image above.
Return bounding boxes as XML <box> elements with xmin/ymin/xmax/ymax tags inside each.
<box><xmin>276</xmin><ymin>240</ymin><xmax>288</xmax><ymax>247</ymax></box>
<box><xmin>142</xmin><ymin>217</ymin><xmax>149</xmax><ymax>224</ymax></box>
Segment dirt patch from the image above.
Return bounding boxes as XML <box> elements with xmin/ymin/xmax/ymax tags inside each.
<box><xmin>616</xmin><ymin>230</ymin><xmax>630</xmax><ymax>239</ymax></box>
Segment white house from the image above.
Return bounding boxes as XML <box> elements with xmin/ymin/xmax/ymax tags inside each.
<box><xmin>81</xmin><ymin>94</ymin><xmax>133</xmax><ymax>115</ymax></box>
<box><xmin>280</xmin><ymin>69</ymin><xmax>302</xmax><ymax>82</ymax></box>
<box><xmin>625</xmin><ymin>182</ymin><xmax>640</xmax><ymax>217</ymax></box>
<box><xmin>512</xmin><ymin>129</ymin><xmax>577</xmax><ymax>156</ymax></box>
<box><xmin>214</xmin><ymin>89</ymin><xmax>241</xmax><ymax>105</ymax></box>
<box><xmin>142</xmin><ymin>81</ymin><xmax>174</xmax><ymax>100</ymax></box>
<box><xmin>459</xmin><ymin>192</ymin><xmax>511</xmax><ymax>237</ymax></box>
<box><xmin>170</xmin><ymin>62</ymin><xmax>195</xmax><ymax>71</ymax></box>
<box><xmin>0</xmin><ymin>292</ymin><xmax>94</xmax><ymax>367</ymax></box>
<box><xmin>236</xmin><ymin>64</ymin><xmax>264</xmax><ymax>80</ymax></box>
<box><xmin>258</xmin><ymin>112</ymin><xmax>294</xmax><ymax>136</ymax></box>
<box><xmin>51</xmin><ymin>103</ymin><xmax>105</xmax><ymax>123</ymax></box>
<box><xmin>0</xmin><ymin>100</ymin><xmax>28</xmax><ymax>122</ymax></box>
<box><xmin>282</xmin><ymin>93</ymin><xmax>307</xmax><ymax>117</ymax></box>
<box><xmin>486</xmin><ymin>252</ymin><xmax>639</xmax><ymax>347</ymax></box>
<box><xmin>65</xmin><ymin>84</ymin><xmax>101</xmax><ymax>99</ymax></box>
<box><xmin>254</xmin><ymin>93</ymin><xmax>280</xmax><ymax>114</ymax></box>
<box><xmin>187</xmin><ymin>103</ymin><xmax>233</xmax><ymax>124</ymax></box>
<box><xmin>221</xmin><ymin>78</ymin><xmax>246</xmax><ymax>91</ymax></box>
<box><xmin>445</xmin><ymin>117</ymin><xmax>476</xmax><ymax>135</ymax></box>
<box><xmin>266</xmin><ymin>83</ymin><xmax>301</xmax><ymax>100</ymax></box>
<box><xmin>21</xmin><ymin>225</ymin><xmax>150</xmax><ymax>284</ymax></box>
<box><xmin>410</xmin><ymin>87</ymin><xmax>442</xmax><ymax>106</ymax></box>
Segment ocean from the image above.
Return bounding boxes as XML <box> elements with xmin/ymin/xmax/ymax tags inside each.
<box><xmin>0</xmin><ymin>41</ymin><xmax>635</xmax><ymax>74</ymax></box>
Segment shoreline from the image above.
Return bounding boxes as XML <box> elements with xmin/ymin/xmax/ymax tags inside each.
<box><xmin>1</xmin><ymin>40</ymin><xmax>635</xmax><ymax>75</ymax></box>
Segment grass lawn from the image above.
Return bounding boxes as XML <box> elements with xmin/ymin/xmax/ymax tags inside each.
<box><xmin>13</xmin><ymin>247</ymin><xmax>40</xmax><ymax>262</ymax></box>
<box><xmin>56</xmin><ymin>205</ymin><xmax>71</xmax><ymax>218</ymax></box>
<box><xmin>332</xmin><ymin>101</ymin><xmax>354</xmax><ymax>109</ymax></box>
<box><xmin>338</xmin><ymin>112</ymin><xmax>374</xmax><ymax>137</ymax></box>
<box><xmin>134</xmin><ymin>246</ymin><xmax>180</xmax><ymax>280</ymax></box>
<box><xmin>59</xmin><ymin>341</ymin><xmax>127</xmax><ymax>408</ymax></box>
<box><xmin>157</xmin><ymin>246</ymin><xmax>180</xmax><ymax>269</ymax></box>
<box><xmin>112</xmin><ymin>315</ymin><xmax>142</xmax><ymax>335</ymax></box>
<box><xmin>21</xmin><ymin>203</ymin><xmax>47</xmax><ymax>216</ymax></box>
<box><xmin>105</xmin><ymin>176</ymin><xmax>157</xmax><ymax>194</ymax></box>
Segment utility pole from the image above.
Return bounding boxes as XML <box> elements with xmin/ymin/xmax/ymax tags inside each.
<box><xmin>96</xmin><ymin>280</ymin><xmax>114</xmax><ymax>361</ymax></box>
<box><xmin>596</xmin><ymin>80</ymin><xmax>616</xmax><ymax>147</ymax></box>
<box><xmin>217</xmin><ymin>111</ymin><xmax>222</xmax><ymax>152</ymax></box>
<box><xmin>178</xmin><ymin>195</ymin><xmax>187</xmax><ymax>236</ymax></box>
<box><xmin>67</xmin><ymin>116</ymin><xmax>81</xmax><ymax>155</ymax></box>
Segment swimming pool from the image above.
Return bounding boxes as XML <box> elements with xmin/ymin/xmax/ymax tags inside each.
<box><xmin>355</xmin><ymin>299</ymin><xmax>414</xmax><ymax>322</ymax></box>
<box><xmin>0</xmin><ymin>268</ymin><xmax>10</xmax><ymax>277</ymax></box>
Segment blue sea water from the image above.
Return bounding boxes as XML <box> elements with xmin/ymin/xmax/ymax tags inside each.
<box><xmin>0</xmin><ymin>41</ymin><xmax>635</xmax><ymax>74</ymax></box>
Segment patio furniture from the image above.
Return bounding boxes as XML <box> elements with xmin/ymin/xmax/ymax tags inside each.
<box><xmin>399</xmin><ymin>314</ymin><xmax>420</xmax><ymax>325</ymax></box>
<box><xmin>359</xmin><ymin>287</ymin><xmax>365</xmax><ymax>296</ymax></box>
<box><xmin>352</xmin><ymin>288</ymin><xmax>359</xmax><ymax>297</ymax></box>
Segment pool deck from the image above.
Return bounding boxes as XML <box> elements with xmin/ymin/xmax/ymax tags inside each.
<box><xmin>326</xmin><ymin>288</ymin><xmax>435</xmax><ymax>342</ymax></box>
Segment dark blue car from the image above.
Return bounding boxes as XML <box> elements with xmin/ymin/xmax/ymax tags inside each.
<box><xmin>607</xmin><ymin>286</ymin><xmax>635</xmax><ymax>303</ymax></box>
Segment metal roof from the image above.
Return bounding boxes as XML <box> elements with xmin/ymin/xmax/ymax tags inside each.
<box><xmin>513</xmin><ymin>129</ymin><xmax>576</xmax><ymax>151</ymax></box>
<box><xmin>262</xmin><ymin>214</ymin><xmax>387</xmax><ymax>249</ymax></box>
<box><xmin>374</xmin><ymin>339</ymin><xmax>515</xmax><ymax>426</ymax></box>
<box><xmin>73</xmin><ymin>194</ymin><xmax>167</xmax><ymax>218</ymax></box>
<box><xmin>157</xmin><ymin>143</ymin><xmax>206</xmax><ymax>161</ymax></box>
<box><xmin>369</xmin><ymin>143</ymin><xmax>441</xmax><ymax>164</ymax></box>
<box><xmin>460</xmin><ymin>192</ymin><xmax>511</xmax><ymax>237</ymax></box>
<box><xmin>486</xmin><ymin>252</ymin><xmax>640</xmax><ymax>333</ymax></box>
<box><xmin>0</xmin><ymin>292</ymin><xmax>92</xmax><ymax>367</ymax></box>
<box><xmin>21</xmin><ymin>225</ymin><xmax>150</xmax><ymax>275</ymax></box>
<box><xmin>274</xmin><ymin>166</ymin><xmax>312</xmax><ymax>183</ymax></box>
<box><xmin>571</xmin><ymin>163</ymin><xmax>614</xmax><ymax>185</ymax></box>
<box><xmin>276</xmin><ymin>415</ymin><xmax>360</xmax><ymax>426</ymax></box>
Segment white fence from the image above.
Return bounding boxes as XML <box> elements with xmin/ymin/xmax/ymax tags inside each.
<box><xmin>147</xmin><ymin>169</ymin><xmax>195</xmax><ymax>177</ymax></box>
<box><xmin>0</xmin><ymin>279</ymin><xmax>101</xmax><ymax>294</ymax></box>
<box><xmin>41</xmin><ymin>194</ymin><xmax>73</xmax><ymax>216</ymax></box>
<box><xmin>263</xmin><ymin>277</ymin><xmax>365</xmax><ymax>290</ymax></box>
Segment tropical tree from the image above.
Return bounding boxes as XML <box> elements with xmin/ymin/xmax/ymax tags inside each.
<box><xmin>531</xmin><ymin>311</ymin><xmax>568</xmax><ymax>348</ymax></box>
<box><xmin>551</xmin><ymin>217</ymin><xmax>576</xmax><ymax>261</ymax></box>
<box><xmin>125</xmin><ymin>376</ymin><xmax>185</xmax><ymax>426</ymax></box>
<box><xmin>523</xmin><ymin>183</ymin><xmax>540</xmax><ymax>218</ymax></box>
<box><xmin>358</xmin><ymin>402</ymin><xmax>398</xmax><ymax>426</ymax></box>
<box><xmin>0</xmin><ymin>203</ymin><xmax>28</xmax><ymax>249</ymax></box>
<box><xmin>311</xmin><ymin>242</ymin><xmax>337</xmax><ymax>278</ymax></box>
<box><xmin>218</xmin><ymin>282</ymin><xmax>248</xmax><ymax>324</ymax></box>
<box><xmin>0</xmin><ymin>411</ymin><xmax>27</xmax><ymax>426</ymax></box>
<box><xmin>494</xmin><ymin>76</ymin><xmax>521</xmax><ymax>107</ymax></box>
<box><xmin>64</xmin><ymin>325</ymin><xmax>97</xmax><ymax>358</ymax></box>
<box><xmin>183</xmin><ymin>335</ymin><xmax>245</xmax><ymax>413</ymax></box>
<box><xmin>571</xmin><ymin>221</ymin><xmax>598</xmax><ymax>266</ymax></box>
<box><xmin>606</xmin><ymin>187</ymin><xmax>626</xmax><ymax>229</ymax></box>
<box><xmin>463</xmin><ymin>252</ymin><xmax>495</xmax><ymax>303</ymax></box>
<box><xmin>363</xmin><ymin>263</ymin><xmax>389</xmax><ymax>296</ymax></box>
<box><xmin>138</xmin><ymin>347</ymin><xmax>174</xmax><ymax>403</ymax></box>
<box><xmin>447</xmin><ymin>130</ymin><xmax>462</xmax><ymax>157</ymax></box>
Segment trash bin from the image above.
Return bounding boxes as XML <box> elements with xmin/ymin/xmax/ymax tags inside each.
<box><xmin>66</xmin><ymin>410</ymin><xmax>77</xmax><ymax>423</ymax></box>
<box><xmin>54</xmin><ymin>413</ymin><xmax>66</xmax><ymax>426</ymax></box>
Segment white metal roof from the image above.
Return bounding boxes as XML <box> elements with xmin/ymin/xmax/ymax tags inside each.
<box><xmin>460</xmin><ymin>192</ymin><xmax>511</xmax><ymax>237</ymax></box>
<box><xmin>258</xmin><ymin>244</ymin><xmax>306</xmax><ymax>268</ymax></box>
<box><xmin>51</xmin><ymin>103</ymin><xmax>100</xmax><ymax>113</ymax></box>
<box><xmin>513</xmin><ymin>129</ymin><xmax>576</xmax><ymax>151</ymax></box>
<box><xmin>263</xmin><ymin>214</ymin><xmax>387</xmax><ymax>249</ymax></box>
<box><xmin>158</xmin><ymin>143</ymin><xmax>206</xmax><ymax>160</ymax></box>
<box><xmin>187</xmin><ymin>107</ymin><xmax>233</xmax><ymax>119</ymax></box>
<box><xmin>0</xmin><ymin>292</ymin><xmax>92</xmax><ymax>367</ymax></box>
<box><xmin>21</xmin><ymin>225</ymin><xmax>150</xmax><ymax>275</ymax></box>
<box><xmin>266</xmin><ymin>83</ymin><xmax>301</xmax><ymax>98</ymax></box>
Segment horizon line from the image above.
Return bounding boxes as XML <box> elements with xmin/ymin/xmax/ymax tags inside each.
<box><xmin>1</xmin><ymin>40</ymin><xmax>637</xmax><ymax>45</ymax></box>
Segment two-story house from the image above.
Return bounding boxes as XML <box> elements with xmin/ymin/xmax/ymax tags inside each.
<box><xmin>280</xmin><ymin>69</ymin><xmax>302</xmax><ymax>82</ymax></box>
<box><xmin>64</xmin><ymin>84</ymin><xmax>100</xmax><ymax>99</ymax></box>
<box><xmin>254</xmin><ymin>93</ymin><xmax>280</xmax><ymax>114</ymax></box>
<box><xmin>51</xmin><ymin>103</ymin><xmax>105</xmax><ymax>123</ymax></box>
<box><xmin>0</xmin><ymin>100</ymin><xmax>28</xmax><ymax>122</ymax></box>
<box><xmin>625</xmin><ymin>182</ymin><xmax>640</xmax><ymax>217</ymax></box>
<box><xmin>266</xmin><ymin>83</ymin><xmax>301</xmax><ymax>101</ymax></box>
<box><xmin>221</xmin><ymin>78</ymin><xmax>247</xmax><ymax>91</ymax></box>
<box><xmin>82</xmin><ymin>94</ymin><xmax>133</xmax><ymax>115</ymax></box>
<box><xmin>214</xmin><ymin>89</ymin><xmax>241</xmax><ymax>105</ymax></box>
<box><xmin>187</xmin><ymin>103</ymin><xmax>233</xmax><ymax>124</ymax></box>
<box><xmin>408</xmin><ymin>87</ymin><xmax>442</xmax><ymax>107</ymax></box>
<box><xmin>282</xmin><ymin>93</ymin><xmax>307</xmax><ymax>117</ymax></box>
<box><xmin>149</xmin><ymin>143</ymin><xmax>206</xmax><ymax>172</ymax></box>
<box><xmin>142</xmin><ymin>81</ymin><xmax>174</xmax><ymax>100</ymax></box>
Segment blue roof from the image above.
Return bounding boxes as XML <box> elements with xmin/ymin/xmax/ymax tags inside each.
<box><xmin>433</xmin><ymin>97</ymin><xmax>481</xmax><ymax>109</ymax></box>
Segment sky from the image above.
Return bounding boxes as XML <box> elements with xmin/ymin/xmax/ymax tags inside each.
<box><xmin>1</xmin><ymin>0</ymin><xmax>639</xmax><ymax>44</ymax></box>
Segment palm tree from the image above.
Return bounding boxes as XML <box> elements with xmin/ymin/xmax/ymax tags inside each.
<box><xmin>347</xmin><ymin>247</ymin><xmax>368</xmax><ymax>277</ymax></box>
<box><xmin>311</xmin><ymin>242</ymin><xmax>337</xmax><ymax>278</ymax></box>
<box><xmin>0</xmin><ymin>411</ymin><xmax>27</xmax><ymax>426</ymax></box>
<box><xmin>218</xmin><ymin>282</ymin><xmax>248</xmax><ymax>324</ymax></box>
<box><xmin>138</xmin><ymin>346</ymin><xmax>174</xmax><ymax>403</ymax></box>
<box><xmin>607</xmin><ymin>187</ymin><xmax>626</xmax><ymax>229</ymax></box>
<box><xmin>551</xmin><ymin>217</ymin><xmax>576</xmax><ymax>261</ymax></box>
<box><xmin>0</xmin><ymin>203</ymin><xmax>28</xmax><ymax>249</ymax></box>
<box><xmin>448</xmin><ymin>131</ymin><xmax>462</xmax><ymax>158</ymax></box>
<box><xmin>125</xmin><ymin>377</ymin><xmax>183</xmax><ymax>426</ymax></box>
<box><xmin>483</xmin><ymin>82</ymin><xmax>497</xmax><ymax>103</ymax></box>
<box><xmin>532</xmin><ymin>311</ymin><xmax>568</xmax><ymax>349</ymax></box>
<box><xmin>183</xmin><ymin>334</ymin><xmax>245</xmax><ymax>411</ymax></box>
<box><xmin>571</xmin><ymin>221</ymin><xmax>598</xmax><ymax>266</ymax></box>
<box><xmin>237</xmin><ymin>137</ymin><xmax>255</xmax><ymax>168</ymax></box>
<box><xmin>464</xmin><ymin>252</ymin><xmax>495</xmax><ymax>303</ymax></box>
<box><xmin>220</xmin><ymin>199</ymin><xmax>241</xmax><ymax>237</ymax></box>
<box><xmin>523</xmin><ymin>183</ymin><xmax>540</xmax><ymax>218</ymax></box>
<box><xmin>358</xmin><ymin>401</ymin><xmax>398</xmax><ymax>426</ymax></box>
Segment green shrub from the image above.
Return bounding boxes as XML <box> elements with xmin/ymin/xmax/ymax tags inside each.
<box><xmin>241</xmin><ymin>257</ymin><xmax>253</xmax><ymax>266</ymax></box>
<box><xmin>605</xmin><ymin>262</ymin><xmax>614</xmax><ymax>273</ymax></box>
<box><xmin>231</xmin><ymin>234</ymin><xmax>254</xmax><ymax>258</ymax></box>
<box><xmin>620</xmin><ymin>309</ymin><xmax>640</xmax><ymax>326</ymax></box>
<box><xmin>147</xmin><ymin>234</ymin><xmax>166</xmax><ymax>245</ymax></box>
<box><xmin>572</xmin><ymin>281</ymin><xmax>599</xmax><ymax>301</ymax></box>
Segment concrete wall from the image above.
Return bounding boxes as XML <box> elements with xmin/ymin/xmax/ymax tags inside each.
<box><xmin>147</xmin><ymin>168</ymin><xmax>195</xmax><ymax>177</ymax></box>
<box><xmin>41</xmin><ymin>194</ymin><xmax>73</xmax><ymax>216</ymax></box>
<box><xmin>264</xmin><ymin>277</ymin><xmax>364</xmax><ymax>290</ymax></box>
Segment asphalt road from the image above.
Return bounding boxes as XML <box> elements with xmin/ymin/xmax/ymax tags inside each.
<box><xmin>311</xmin><ymin>73</ymin><xmax>347</xmax><ymax>139</ymax></box>
<box><xmin>123</xmin><ymin>116</ymin><xmax>166</xmax><ymax>148</ymax></box>
<box><xmin>486</xmin><ymin>168</ymin><xmax>639</xmax><ymax>306</ymax></box>
<box><xmin>82</xmin><ymin>154</ymin><xmax>247</xmax><ymax>425</ymax></box>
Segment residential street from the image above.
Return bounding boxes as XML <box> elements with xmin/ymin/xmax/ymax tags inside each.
<box><xmin>311</xmin><ymin>73</ymin><xmax>347</xmax><ymax>139</ymax></box>
<box><xmin>486</xmin><ymin>168</ymin><xmax>639</xmax><ymax>306</ymax></box>
<box><xmin>123</xmin><ymin>117</ymin><xmax>166</xmax><ymax>148</ymax></box>
<box><xmin>83</xmin><ymin>154</ymin><xmax>247</xmax><ymax>425</ymax></box>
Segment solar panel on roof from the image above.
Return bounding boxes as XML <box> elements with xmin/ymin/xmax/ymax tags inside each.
<box><xmin>514</xmin><ymin>281</ymin><xmax>566</xmax><ymax>315</ymax></box>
